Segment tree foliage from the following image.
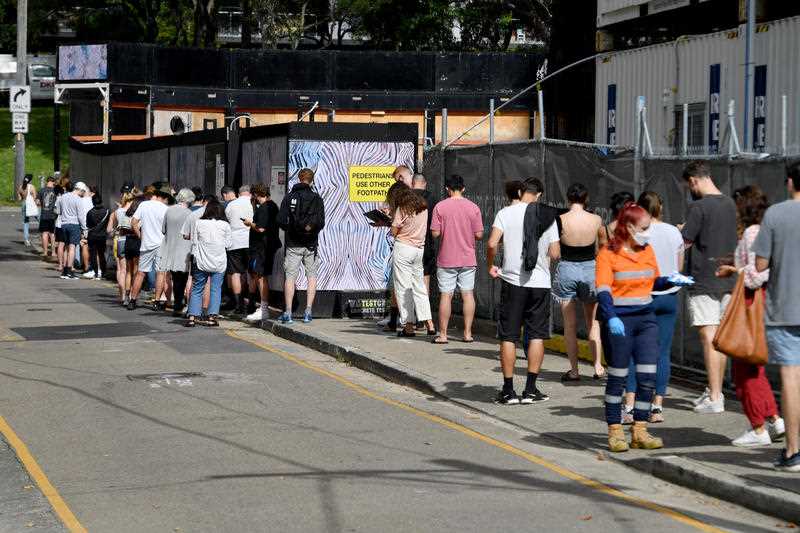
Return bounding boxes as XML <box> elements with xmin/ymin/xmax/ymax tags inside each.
<box><xmin>0</xmin><ymin>0</ymin><xmax>553</xmax><ymax>52</ymax></box>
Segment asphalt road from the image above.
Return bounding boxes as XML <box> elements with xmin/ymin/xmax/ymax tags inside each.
<box><xmin>0</xmin><ymin>211</ymin><xmax>788</xmax><ymax>532</ymax></box>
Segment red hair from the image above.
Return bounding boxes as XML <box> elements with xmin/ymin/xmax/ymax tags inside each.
<box><xmin>608</xmin><ymin>203</ymin><xmax>649</xmax><ymax>252</ymax></box>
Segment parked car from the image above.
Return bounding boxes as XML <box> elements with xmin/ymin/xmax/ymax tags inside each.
<box><xmin>0</xmin><ymin>55</ymin><xmax>56</xmax><ymax>101</ymax></box>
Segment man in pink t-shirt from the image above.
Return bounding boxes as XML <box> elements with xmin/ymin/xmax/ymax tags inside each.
<box><xmin>430</xmin><ymin>174</ymin><xmax>484</xmax><ymax>343</ymax></box>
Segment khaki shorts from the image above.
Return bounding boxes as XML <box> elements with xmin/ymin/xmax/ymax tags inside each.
<box><xmin>284</xmin><ymin>247</ymin><xmax>319</xmax><ymax>280</ymax></box>
<box><xmin>688</xmin><ymin>293</ymin><xmax>731</xmax><ymax>327</ymax></box>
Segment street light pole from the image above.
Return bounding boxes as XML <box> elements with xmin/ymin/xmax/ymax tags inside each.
<box><xmin>14</xmin><ymin>0</ymin><xmax>28</xmax><ymax>195</ymax></box>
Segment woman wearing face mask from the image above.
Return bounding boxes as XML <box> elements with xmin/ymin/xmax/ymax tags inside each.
<box><xmin>596</xmin><ymin>203</ymin><xmax>694</xmax><ymax>452</ymax></box>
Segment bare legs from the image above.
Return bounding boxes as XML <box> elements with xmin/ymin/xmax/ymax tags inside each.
<box><xmin>560</xmin><ymin>300</ymin><xmax>604</xmax><ymax>378</ymax></box>
<box><xmin>698</xmin><ymin>325</ymin><xmax>726</xmax><ymax>402</ymax></box>
<box><xmin>781</xmin><ymin>366</ymin><xmax>800</xmax><ymax>457</ymax></box>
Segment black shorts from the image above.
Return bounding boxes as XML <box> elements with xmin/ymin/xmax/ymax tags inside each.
<box><xmin>54</xmin><ymin>227</ymin><xmax>65</xmax><ymax>243</ymax></box>
<box><xmin>124</xmin><ymin>235</ymin><xmax>141</xmax><ymax>258</ymax></box>
<box><xmin>496</xmin><ymin>281</ymin><xmax>551</xmax><ymax>342</ymax></box>
<box><xmin>249</xmin><ymin>247</ymin><xmax>277</xmax><ymax>277</ymax></box>
<box><xmin>39</xmin><ymin>218</ymin><xmax>55</xmax><ymax>233</ymax></box>
<box><xmin>226</xmin><ymin>248</ymin><xmax>249</xmax><ymax>275</ymax></box>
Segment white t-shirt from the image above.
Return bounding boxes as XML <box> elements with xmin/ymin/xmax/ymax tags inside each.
<box><xmin>80</xmin><ymin>195</ymin><xmax>93</xmax><ymax>227</ymax></box>
<box><xmin>191</xmin><ymin>219</ymin><xmax>232</xmax><ymax>273</ymax></box>
<box><xmin>492</xmin><ymin>202</ymin><xmax>559</xmax><ymax>288</ymax></box>
<box><xmin>133</xmin><ymin>200</ymin><xmax>168</xmax><ymax>252</ymax></box>
<box><xmin>224</xmin><ymin>195</ymin><xmax>254</xmax><ymax>250</ymax></box>
<box><xmin>649</xmin><ymin>221</ymin><xmax>684</xmax><ymax>295</ymax></box>
<box><xmin>181</xmin><ymin>206</ymin><xmax>205</xmax><ymax>239</ymax></box>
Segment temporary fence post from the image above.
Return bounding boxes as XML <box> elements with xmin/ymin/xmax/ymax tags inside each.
<box><xmin>641</xmin><ymin>106</ymin><xmax>654</xmax><ymax>156</ymax></box>
<box><xmin>682</xmin><ymin>103</ymin><xmax>689</xmax><ymax>156</ymax></box>
<box><xmin>442</xmin><ymin>108</ymin><xmax>448</xmax><ymax>147</ymax></box>
<box><xmin>781</xmin><ymin>95</ymin><xmax>787</xmax><ymax>156</ymax></box>
<box><xmin>727</xmin><ymin>99</ymin><xmax>742</xmax><ymax>156</ymax></box>
<box><xmin>537</xmin><ymin>87</ymin><xmax>546</xmax><ymax>140</ymax></box>
<box><xmin>633</xmin><ymin>96</ymin><xmax>645</xmax><ymax>198</ymax></box>
<box><xmin>489</xmin><ymin>99</ymin><xmax>495</xmax><ymax>144</ymax></box>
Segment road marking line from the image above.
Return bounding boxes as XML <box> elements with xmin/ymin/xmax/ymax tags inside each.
<box><xmin>227</xmin><ymin>328</ymin><xmax>725</xmax><ymax>533</ymax></box>
<box><xmin>0</xmin><ymin>416</ymin><xmax>86</xmax><ymax>532</ymax></box>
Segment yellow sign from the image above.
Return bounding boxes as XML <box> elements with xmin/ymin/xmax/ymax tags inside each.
<box><xmin>348</xmin><ymin>165</ymin><xmax>396</xmax><ymax>202</ymax></box>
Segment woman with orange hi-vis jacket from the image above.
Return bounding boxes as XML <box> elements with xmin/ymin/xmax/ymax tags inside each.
<box><xmin>596</xmin><ymin>203</ymin><xmax>694</xmax><ymax>452</ymax></box>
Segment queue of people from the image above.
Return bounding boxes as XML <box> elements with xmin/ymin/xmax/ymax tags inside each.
<box><xmin>21</xmin><ymin>160</ymin><xmax>800</xmax><ymax>470</ymax></box>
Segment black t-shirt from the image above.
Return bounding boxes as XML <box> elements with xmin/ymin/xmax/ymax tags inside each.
<box><xmin>38</xmin><ymin>187</ymin><xmax>58</xmax><ymax>220</ymax></box>
<box><xmin>250</xmin><ymin>200</ymin><xmax>281</xmax><ymax>254</ymax></box>
<box><xmin>681</xmin><ymin>194</ymin><xmax>738</xmax><ymax>295</ymax></box>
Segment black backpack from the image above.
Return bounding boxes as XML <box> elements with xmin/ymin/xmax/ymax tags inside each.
<box><xmin>284</xmin><ymin>189</ymin><xmax>323</xmax><ymax>237</ymax></box>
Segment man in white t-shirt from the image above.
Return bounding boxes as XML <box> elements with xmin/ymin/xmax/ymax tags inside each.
<box><xmin>225</xmin><ymin>185</ymin><xmax>254</xmax><ymax>315</ymax></box>
<box><xmin>78</xmin><ymin>185</ymin><xmax>96</xmax><ymax>276</ymax></box>
<box><xmin>487</xmin><ymin>178</ymin><xmax>559</xmax><ymax>405</ymax></box>
<box><xmin>127</xmin><ymin>185</ymin><xmax>171</xmax><ymax>310</ymax></box>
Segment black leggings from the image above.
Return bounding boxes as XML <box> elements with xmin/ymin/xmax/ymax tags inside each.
<box><xmin>88</xmin><ymin>238</ymin><xmax>107</xmax><ymax>275</ymax></box>
<box><xmin>171</xmin><ymin>271</ymin><xmax>189</xmax><ymax>311</ymax></box>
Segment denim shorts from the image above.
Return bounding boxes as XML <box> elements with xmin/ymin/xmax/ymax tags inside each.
<box><xmin>767</xmin><ymin>326</ymin><xmax>800</xmax><ymax>366</ymax></box>
<box><xmin>437</xmin><ymin>266</ymin><xmax>476</xmax><ymax>293</ymax></box>
<box><xmin>552</xmin><ymin>260</ymin><xmax>596</xmax><ymax>303</ymax></box>
<box><xmin>62</xmin><ymin>223</ymin><xmax>82</xmax><ymax>246</ymax></box>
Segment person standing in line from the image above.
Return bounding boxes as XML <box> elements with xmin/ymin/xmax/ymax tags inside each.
<box><xmin>430</xmin><ymin>174</ymin><xmax>484</xmax><ymax>344</ymax></box>
<box><xmin>487</xmin><ymin>178</ymin><xmax>559</xmax><ymax>405</ymax></box>
<box><xmin>715</xmin><ymin>185</ymin><xmax>784</xmax><ymax>447</ymax></box>
<box><xmin>278</xmin><ymin>168</ymin><xmax>326</xmax><ymax>324</ymax></box>
<box><xmin>598</xmin><ymin>191</ymin><xmax>635</xmax><ymax>247</ymax></box>
<box><xmin>220</xmin><ymin>186</ymin><xmax>236</xmax><ymax>207</ymax></box>
<box><xmin>185</xmin><ymin>200</ymin><xmax>232</xmax><ymax>327</ymax></box>
<box><xmin>554</xmin><ymin>183</ymin><xmax>605</xmax><ymax>382</ymax></box>
<box><xmin>681</xmin><ymin>161</ymin><xmax>738</xmax><ymax>414</ymax></box>
<box><xmin>128</xmin><ymin>184</ymin><xmax>171</xmax><ymax>310</ymax></box>
<box><xmin>78</xmin><ymin>185</ymin><xmax>96</xmax><ymax>277</ymax></box>
<box><xmin>225</xmin><ymin>184</ymin><xmax>254</xmax><ymax>316</ymax></box>
<box><xmin>107</xmin><ymin>192</ymin><xmax>135</xmax><ymax>305</ymax></box>
<box><xmin>84</xmin><ymin>194</ymin><xmax>110</xmax><ymax>280</ymax></box>
<box><xmin>182</xmin><ymin>194</ymin><xmax>213</xmax><ymax>313</ymax></box>
<box><xmin>158</xmin><ymin>188</ymin><xmax>195</xmax><ymax>317</ymax></box>
<box><xmin>58</xmin><ymin>181</ymin><xmax>89</xmax><ymax>279</ymax></box>
<box><xmin>244</xmin><ymin>184</ymin><xmax>282</xmax><ymax>323</ymax></box>
<box><xmin>622</xmin><ymin>192</ymin><xmax>685</xmax><ymax>424</ymax></box>
<box><xmin>17</xmin><ymin>174</ymin><xmax>38</xmax><ymax>247</ymax></box>
<box><xmin>597</xmin><ymin>203</ymin><xmax>693</xmax><ymax>452</ymax></box>
<box><xmin>37</xmin><ymin>177</ymin><xmax>58</xmax><ymax>257</ymax></box>
<box><xmin>412</xmin><ymin>173</ymin><xmax>438</xmax><ymax>333</ymax></box>
<box><xmin>388</xmin><ymin>187</ymin><xmax>432</xmax><ymax>337</ymax></box>
<box><xmin>753</xmin><ymin>162</ymin><xmax>800</xmax><ymax>471</ymax></box>
<box><xmin>392</xmin><ymin>165</ymin><xmax>414</xmax><ymax>187</ymax></box>
<box><xmin>53</xmin><ymin>179</ymin><xmax>69</xmax><ymax>273</ymax></box>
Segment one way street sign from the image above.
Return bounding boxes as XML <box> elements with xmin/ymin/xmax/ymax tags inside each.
<box><xmin>9</xmin><ymin>86</ymin><xmax>31</xmax><ymax>113</ymax></box>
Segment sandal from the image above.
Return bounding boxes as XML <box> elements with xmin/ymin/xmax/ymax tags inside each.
<box><xmin>183</xmin><ymin>316</ymin><xmax>196</xmax><ymax>328</ymax></box>
<box><xmin>431</xmin><ymin>337</ymin><xmax>449</xmax><ymax>345</ymax></box>
<box><xmin>397</xmin><ymin>328</ymin><xmax>416</xmax><ymax>338</ymax></box>
<box><xmin>561</xmin><ymin>370</ymin><xmax>581</xmax><ymax>382</ymax></box>
<box><xmin>205</xmin><ymin>315</ymin><xmax>220</xmax><ymax>327</ymax></box>
<box><xmin>593</xmin><ymin>370</ymin><xmax>607</xmax><ymax>381</ymax></box>
<box><xmin>462</xmin><ymin>337</ymin><xmax>475</xmax><ymax>343</ymax></box>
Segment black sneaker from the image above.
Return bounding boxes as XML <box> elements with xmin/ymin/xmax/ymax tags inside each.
<box><xmin>60</xmin><ymin>268</ymin><xmax>70</xmax><ymax>279</ymax></box>
<box><xmin>68</xmin><ymin>270</ymin><xmax>80</xmax><ymax>279</ymax></box>
<box><xmin>773</xmin><ymin>449</ymin><xmax>800</xmax><ymax>472</ymax></box>
<box><xmin>495</xmin><ymin>390</ymin><xmax>520</xmax><ymax>405</ymax></box>
<box><xmin>127</xmin><ymin>299</ymin><xmax>137</xmax><ymax>311</ymax></box>
<box><xmin>520</xmin><ymin>388</ymin><xmax>550</xmax><ymax>404</ymax></box>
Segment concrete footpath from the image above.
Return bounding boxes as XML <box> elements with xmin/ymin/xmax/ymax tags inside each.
<box><xmin>262</xmin><ymin>315</ymin><xmax>800</xmax><ymax>524</ymax></box>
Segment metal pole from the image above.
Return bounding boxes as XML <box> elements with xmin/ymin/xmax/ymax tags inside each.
<box><xmin>537</xmin><ymin>88</ymin><xmax>545</xmax><ymax>140</ymax></box>
<box><xmin>441</xmin><ymin>108</ymin><xmax>448</xmax><ymax>146</ymax></box>
<box><xmin>14</xmin><ymin>0</ymin><xmax>27</xmax><ymax>195</ymax></box>
<box><xmin>633</xmin><ymin>97</ymin><xmax>644</xmax><ymax>198</ymax></box>
<box><xmin>743</xmin><ymin>0</ymin><xmax>755</xmax><ymax>151</ymax></box>
<box><xmin>682</xmin><ymin>103</ymin><xmax>689</xmax><ymax>155</ymax></box>
<box><xmin>781</xmin><ymin>94</ymin><xmax>787</xmax><ymax>156</ymax></box>
<box><xmin>489</xmin><ymin>98</ymin><xmax>495</xmax><ymax>144</ymax></box>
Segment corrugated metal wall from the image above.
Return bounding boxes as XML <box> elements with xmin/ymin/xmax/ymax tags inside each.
<box><xmin>596</xmin><ymin>15</ymin><xmax>800</xmax><ymax>154</ymax></box>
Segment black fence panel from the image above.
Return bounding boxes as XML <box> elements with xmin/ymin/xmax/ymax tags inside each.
<box><xmin>152</xmin><ymin>47</ymin><xmax>229</xmax><ymax>87</ymax></box>
<box><xmin>169</xmin><ymin>145</ymin><xmax>205</xmax><ymax>191</ymax></box>
<box><xmin>233</xmin><ymin>50</ymin><xmax>328</xmax><ymax>91</ymax></box>
<box><xmin>335</xmin><ymin>52</ymin><xmax>436</xmax><ymax>92</ymax></box>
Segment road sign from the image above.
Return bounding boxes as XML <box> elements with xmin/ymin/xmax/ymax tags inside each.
<box><xmin>9</xmin><ymin>85</ymin><xmax>31</xmax><ymax>113</ymax></box>
<box><xmin>12</xmin><ymin>112</ymin><xmax>28</xmax><ymax>133</ymax></box>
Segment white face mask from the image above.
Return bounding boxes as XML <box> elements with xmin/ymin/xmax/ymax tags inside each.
<box><xmin>632</xmin><ymin>230</ymin><xmax>651</xmax><ymax>247</ymax></box>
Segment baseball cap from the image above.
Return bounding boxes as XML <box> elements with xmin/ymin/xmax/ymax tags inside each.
<box><xmin>120</xmin><ymin>181</ymin><xmax>134</xmax><ymax>193</ymax></box>
<box><xmin>74</xmin><ymin>182</ymin><xmax>89</xmax><ymax>192</ymax></box>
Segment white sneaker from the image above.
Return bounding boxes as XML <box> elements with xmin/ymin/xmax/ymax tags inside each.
<box><xmin>246</xmin><ymin>308</ymin><xmax>263</xmax><ymax>322</ymax></box>
<box><xmin>692</xmin><ymin>387</ymin><xmax>711</xmax><ymax>406</ymax></box>
<box><xmin>82</xmin><ymin>270</ymin><xmax>96</xmax><ymax>279</ymax></box>
<box><xmin>95</xmin><ymin>270</ymin><xmax>103</xmax><ymax>279</ymax></box>
<box><xmin>768</xmin><ymin>418</ymin><xmax>786</xmax><ymax>441</ymax></box>
<box><xmin>24</xmin><ymin>240</ymin><xmax>31</xmax><ymax>247</ymax></box>
<box><xmin>693</xmin><ymin>395</ymin><xmax>724</xmax><ymax>414</ymax></box>
<box><xmin>732</xmin><ymin>429</ymin><xmax>771</xmax><ymax>448</ymax></box>
<box><xmin>377</xmin><ymin>317</ymin><xmax>390</xmax><ymax>327</ymax></box>
<box><xmin>694</xmin><ymin>395</ymin><xmax>725</xmax><ymax>413</ymax></box>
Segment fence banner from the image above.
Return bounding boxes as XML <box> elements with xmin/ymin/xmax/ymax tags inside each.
<box><xmin>753</xmin><ymin>65</ymin><xmax>767</xmax><ymax>152</ymax></box>
<box><xmin>709</xmin><ymin>64</ymin><xmax>721</xmax><ymax>154</ymax></box>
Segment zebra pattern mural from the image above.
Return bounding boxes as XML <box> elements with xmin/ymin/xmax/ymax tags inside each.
<box><xmin>287</xmin><ymin>139</ymin><xmax>415</xmax><ymax>291</ymax></box>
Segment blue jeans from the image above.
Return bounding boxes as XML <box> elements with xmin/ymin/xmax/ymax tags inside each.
<box><xmin>188</xmin><ymin>270</ymin><xmax>224</xmax><ymax>317</ymax></box>
<box><xmin>626</xmin><ymin>293</ymin><xmax>679</xmax><ymax>397</ymax></box>
<box><xmin>603</xmin><ymin>311</ymin><xmax>659</xmax><ymax>424</ymax></box>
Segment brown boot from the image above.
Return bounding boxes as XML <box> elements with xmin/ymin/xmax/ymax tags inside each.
<box><xmin>608</xmin><ymin>424</ymin><xmax>629</xmax><ymax>453</ymax></box>
<box><xmin>630</xmin><ymin>421</ymin><xmax>663</xmax><ymax>450</ymax></box>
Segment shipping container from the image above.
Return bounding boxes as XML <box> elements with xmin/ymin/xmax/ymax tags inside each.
<box><xmin>595</xmin><ymin>15</ymin><xmax>800</xmax><ymax>155</ymax></box>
